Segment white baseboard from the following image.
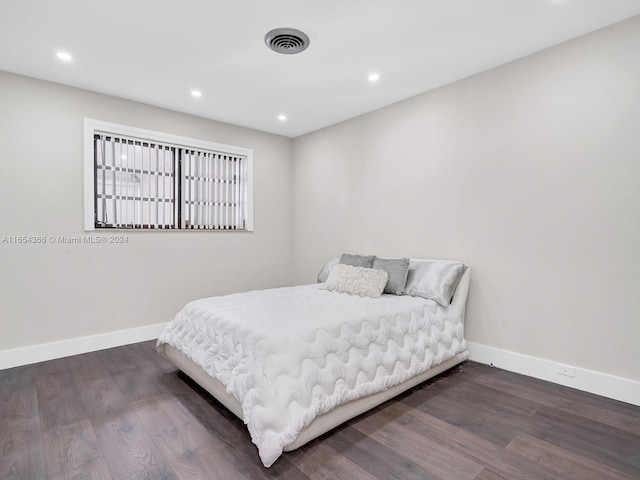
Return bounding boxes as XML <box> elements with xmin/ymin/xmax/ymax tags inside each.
<box><xmin>2</xmin><ymin>330</ymin><xmax>638</xmax><ymax>407</ymax></box>
<box><xmin>0</xmin><ymin>323</ymin><xmax>168</xmax><ymax>370</ymax></box>
<box><xmin>467</xmin><ymin>342</ymin><xmax>640</xmax><ymax>406</ymax></box>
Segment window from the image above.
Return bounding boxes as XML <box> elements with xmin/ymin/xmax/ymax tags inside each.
<box><xmin>84</xmin><ymin>119</ymin><xmax>253</xmax><ymax>231</ymax></box>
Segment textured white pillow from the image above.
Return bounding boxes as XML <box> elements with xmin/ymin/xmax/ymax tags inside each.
<box><xmin>321</xmin><ymin>264</ymin><xmax>389</xmax><ymax>298</ymax></box>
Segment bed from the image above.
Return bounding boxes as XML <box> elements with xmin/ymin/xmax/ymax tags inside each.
<box><xmin>157</xmin><ymin>257</ymin><xmax>471</xmax><ymax>467</ymax></box>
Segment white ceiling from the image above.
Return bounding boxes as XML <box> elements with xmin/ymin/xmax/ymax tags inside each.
<box><xmin>1</xmin><ymin>1</ymin><xmax>639</xmax><ymax>138</ymax></box>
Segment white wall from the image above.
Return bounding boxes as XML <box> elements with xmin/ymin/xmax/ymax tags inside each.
<box><xmin>292</xmin><ymin>16</ymin><xmax>640</xmax><ymax>382</ymax></box>
<box><xmin>0</xmin><ymin>71</ymin><xmax>293</xmax><ymax>352</ymax></box>
<box><xmin>1</xmin><ymin>16</ymin><xmax>639</xmax><ymax>390</ymax></box>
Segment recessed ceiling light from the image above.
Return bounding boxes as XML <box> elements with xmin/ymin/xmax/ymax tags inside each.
<box><xmin>278</xmin><ymin>114</ymin><xmax>287</xmax><ymax>121</ymax></box>
<box><xmin>120</xmin><ymin>154</ymin><xmax>128</xmax><ymax>160</ymax></box>
<box><xmin>368</xmin><ymin>73</ymin><xmax>380</xmax><ymax>82</ymax></box>
<box><xmin>191</xmin><ymin>90</ymin><xmax>202</xmax><ymax>98</ymax></box>
<box><xmin>56</xmin><ymin>51</ymin><xmax>72</xmax><ymax>62</ymax></box>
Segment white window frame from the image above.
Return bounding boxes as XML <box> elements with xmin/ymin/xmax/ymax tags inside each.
<box><xmin>83</xmin><ymin>118</ymin><xmax>254</xmax><ymax>231</ymax></box>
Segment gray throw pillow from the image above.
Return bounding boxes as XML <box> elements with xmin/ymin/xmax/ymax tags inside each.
<box><xmin>339</xmin><ymin>253</ymin><xmax>375</xmax><ymax>268</ymax></box>
<box><xmin>372</xmin><ymin>257</ymin><xmax>410</xmax><ymax>295</ymax></box>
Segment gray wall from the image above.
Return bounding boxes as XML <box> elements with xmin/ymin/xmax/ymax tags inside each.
<box><xmin>0</xmin><ymin>71</ymin><xmax>293</xmax><ymax>351</ymax></box>
<box><xmin>291</xmin><ymin>16</ymin><xmax>640</xmax><ymax>381</ymax></box>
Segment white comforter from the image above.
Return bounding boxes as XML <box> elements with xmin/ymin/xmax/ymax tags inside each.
<box><xmin>157</xmin><ymin>284</ymin><xmax>466</xmax><ymax>467</ymax></box>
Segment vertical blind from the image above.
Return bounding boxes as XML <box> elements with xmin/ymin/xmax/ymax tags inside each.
<box><xmin>182</xmin><ymin>149</ymin><xmax>245</xmax><ymax>230</ymax></box>
<box><xmin>94</xmin><ymin>132</ymin><xmax>246</xmax><ymax>230</ymax></box>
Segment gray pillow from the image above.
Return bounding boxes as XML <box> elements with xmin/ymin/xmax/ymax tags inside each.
<box><xmin>372</xmin><ymin>257</ymin><xmax>410</xmax><ymax>295</ymax></box>
<box><xmin>339</xmin><ymin>253</ymin><xmax>375</xmax><ymax>268</ymax></box>
<box><xmin>404</xmin><ymin>260</ymin><xmax>467</xmax><ymax>307</ymax></box>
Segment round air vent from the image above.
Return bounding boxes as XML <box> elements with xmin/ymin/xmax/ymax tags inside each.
<box><xmin>264</xmin><ymin>28</ymin><xmax>310</xmax><ymax>55</ymax></box>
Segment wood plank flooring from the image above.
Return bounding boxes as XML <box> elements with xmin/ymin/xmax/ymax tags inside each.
<box><xmin>1</xmin><ymin>341</ymin><xmax>638</xmax><ymax>480</ymax></box>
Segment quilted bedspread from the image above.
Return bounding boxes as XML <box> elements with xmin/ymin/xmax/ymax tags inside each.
<box><xmin>157</xmin><ymin>284</ymin><xmax>466</xmax><ymax>467</ymax></box>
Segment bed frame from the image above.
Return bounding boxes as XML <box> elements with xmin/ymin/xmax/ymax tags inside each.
<box><xmin>160</xmin><ymin>265</ymin><xmax>471</xmax><ymax>453</ymax></box>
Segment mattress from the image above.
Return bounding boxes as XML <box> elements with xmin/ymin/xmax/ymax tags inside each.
<box><xmin>157</xmin><ymin>279</ymin><xmax>469</xmax><ymax>467</ymax></box>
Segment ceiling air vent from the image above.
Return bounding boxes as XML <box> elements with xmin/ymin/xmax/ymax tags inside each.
<box><xmin>264</xmin><ymin>28</ymin><xmax>310</xmax><ymax>55</ymax></box>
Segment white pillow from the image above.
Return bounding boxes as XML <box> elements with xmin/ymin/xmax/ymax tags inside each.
<box><xmin>404</xmin><ymin>260</ymin><xmax>467</xmax><ymax>307</ymax></box>
<box><xmin>321</xmin><ymin>264</ymin><xmax>388</xmax><ymax>298</ymax></box>
<box><xmin>317</xmin><ymin>255</ymin><xmax>340</xmax><ymax>283</ymax></box>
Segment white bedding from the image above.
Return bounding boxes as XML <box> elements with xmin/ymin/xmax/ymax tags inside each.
<box><xmin>157</xmin><ymin>283</ymin><xmax>467</xmax><ymax>467</ymax></box>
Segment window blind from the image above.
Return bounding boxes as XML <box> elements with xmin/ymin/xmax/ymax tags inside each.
<box><xmin>182</xmin><ymin>149</ymin><xmax>245</xmax><ymax>230</ymax></box>
<box><xmin>94</xmin><ymin>132</ymin><xmax>247</xmax><ymax>230</ymax></box>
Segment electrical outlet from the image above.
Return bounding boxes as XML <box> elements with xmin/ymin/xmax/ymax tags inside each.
<box><xmin>557</xmin><ymin>364</ymin><xmax>576</xmax><ymax>378</ymax></box>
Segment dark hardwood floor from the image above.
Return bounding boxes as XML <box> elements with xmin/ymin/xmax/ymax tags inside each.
<box><xmin>1</xmin><ymin>341</ymin><xmax>638</xmax><ymax>480</ymax></box>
